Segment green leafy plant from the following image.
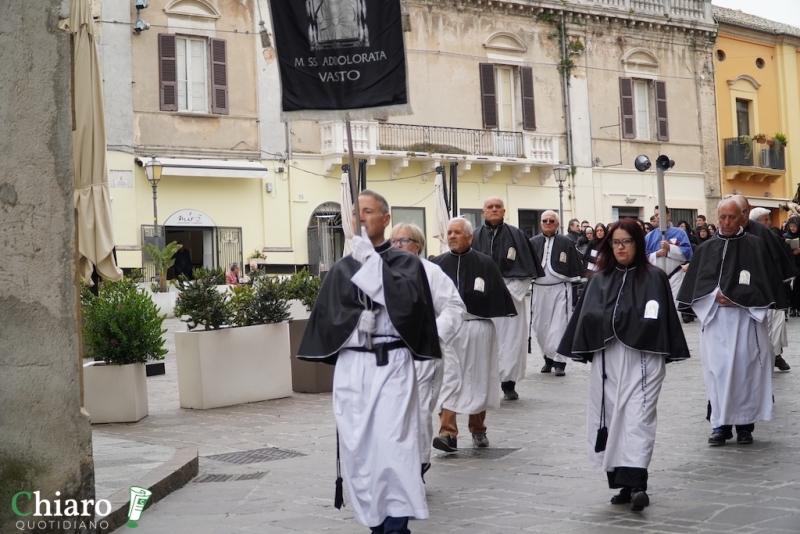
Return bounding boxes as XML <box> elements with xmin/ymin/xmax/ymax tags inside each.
<box><xmin>190</xmin><ymin>266</ymin><xmax>226</xmax><ymax>284</ymax></box>
<box><xmin>125</xmin><ymin>268</ymin><xmax>145</xmax><ymax>283</ymax></box>
<box><xmin>753</xmin><ymin>133</ymin><xmax>767</xmax><ymax>143</ymax></box>
<box><xmin>247</xmin><ymin>249</ymin><xmax>263</xmax><ymax>260</ymax></box>
<box><xmin>228</xmin><ymin>284</ymin><xmax>257</xmax><ymax>327</ymax></box>
<box><xmin>248</xmin><ymin>276</ymin><xmax>291</xmax><ymax>325</ymax></box>
<box><xmin>143</xmin><ymin>241</ymin><xmax>181</xmax><ymax>293</ymax></box>
<box><xmin>281</xmin><ymin>269</ymin><xmax>322</xmax><ymax>310</ymax></box>
<box><xmin>738</xmin><ymin>135</ymin><xmax>753</xmax><ymax>160</ymax></box>
<box><xmin>174</xmin><ymin>276</ymin><xmax>231</xmax><ymax>331</ymax></box>
<box><xmin>774</xmin><ymin>133</ymin><xmax>788</xmax><ymax>146</ymax></box>
<box><xmin>81</xmin><ymin>279</ymin><xmax>167</xmax><ymax>365</ymax></box>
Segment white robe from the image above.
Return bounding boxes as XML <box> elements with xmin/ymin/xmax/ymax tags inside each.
<box><xmin>767</xmin><ymin>309</ymin><xmax>788</xmax><ymax>357</ymax></box>
<box><xmin>693</xmin><ymin>290</ymin><xmax>774</xmax><ymax>428</ymax></box>
<box><xmin>532</xmin><ymin>241</ymin><xmax>574</xmax><ymax>364</ymax></box>
<box><xmin>494</xmin><ymin>278</ymin><xmax>531</xmax><ymax>383</ymax></box>
<box><xmin>586</xmin><ymin>340</ymin><xmax>666</xmax><ymax>471</ymax></box>
<box><xmin>647</xmin><ymin>244</ymin><xmax>686</xmax><ymax>302</ymax></box>
<box><xmin>335</xmin><ymin>252</ymin><xmax>428</xmax><ymax>527</ymax></box>
<box><xmin>438</xmin><ymin>317</ymin><xmax>500</xmax><ymax>414</ymax></box>
<box><xmin>414</xmin><ymin>260</ymin><xmax>465</xmax><ymax>464</ymax></box>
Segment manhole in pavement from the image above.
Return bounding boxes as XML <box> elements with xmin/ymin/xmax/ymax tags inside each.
<box><xmin>435</xmin><ymin>447</ymin><xmax>520</xmax><ymax>460</ymax></box>
<box><xmin>194</xmin><ymin>472</ymin><xmax>268</xmax><ymax>483</ymax></box>
<box><xmin>205</xmin><ymin>448</ymin><xmax>306</xmax><ymax>464</ymax></box>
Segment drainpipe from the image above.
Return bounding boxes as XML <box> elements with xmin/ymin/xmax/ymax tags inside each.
<box><xmin>560</xmin><ymin>13</ymin><xmax>576</xmax><ymax>217</ymax></box>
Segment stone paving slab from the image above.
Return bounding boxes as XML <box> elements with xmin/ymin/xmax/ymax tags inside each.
<box><xmin>93</xmin><ymin>317</ymin><xmax>800</xmax><ymax>533</ymax></box>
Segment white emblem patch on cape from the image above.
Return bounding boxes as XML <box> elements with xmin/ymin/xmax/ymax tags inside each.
<box><xmin>474</xmin><ymin>277</ymin><xmax>485</xmax><ymax>292</ymax></box>
<box><xmin>644</xmin><ymin>300</ymin><xmax>659</xmax><ymax>319</ymax></box>
<box><xmin>559</xmin><ymin>251</ymin><xmax>567</xmax><ymax>263</ymax></box>
<box><xmin>739</xmin><ymin>270</ymin><xmax>751</xmax><ymax>285</ymax></box>
<box><xmin>507</xmin><ymin>247</ymin><xmax>516</xmax><ymax>261</ymax></box>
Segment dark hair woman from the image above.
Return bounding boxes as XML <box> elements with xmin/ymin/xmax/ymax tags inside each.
<box><xmin>707</xmin><ymin>223</ymin><xmax>717</xmax><ymax>235</ymax></box>
<box><xmin>557</xmin><ymin>218</ymin><xmax>690</xmax><ymax>512</ymax></box>
<box><xmin>783</xmin><ymin>216</ymin><xmax>800</xmax><ymax>316</ymax></box>
<box><xmin>677</xmin><ymin>220</ymin><xmax>699</xmax><ymax>248</ymax></box>
<box><xmin>697</xmin><ymin>225</ymin><xmax>710</xmax><ymax>243</ymax></box>
<box><xmin>584</xmin><ymin>223</ymin><xmax>607</xmax><ymax>274</ymax></box>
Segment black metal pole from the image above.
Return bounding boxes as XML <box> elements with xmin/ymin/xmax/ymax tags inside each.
<box><xmin>450</xmin><ymin>162</ymin><xmax>458</xmax><ymax>218</ymax></box>
<box><xmin>358</xmin><ymin>159</ymin><xmax>367</xmax><ymax>192</ymax></box>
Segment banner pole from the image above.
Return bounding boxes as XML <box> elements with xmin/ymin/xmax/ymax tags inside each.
<box><xmin>345</xmin><ymin>115</ymin><xmax>360</xmax><ymax>222</ymax></box>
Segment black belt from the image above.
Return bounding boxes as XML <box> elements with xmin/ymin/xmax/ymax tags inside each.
<box><xmin>347</xmin><ymin>340</ymin><xmax>407</xmax><ymax>366</ymax></box>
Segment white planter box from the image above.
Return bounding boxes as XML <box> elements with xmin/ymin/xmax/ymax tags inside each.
<box><xmin>175</xmin><ymin>323</ymin><xmax>292</xmax><ymax>409</ymax></box>
<box><xmin>149</xmin><ymin>291</ymin><xmax>176</xmax><ymax>318</ymax></box>
<box><xmin>83</xmin><ymin>362</ymin><xmax>148</xmax><ymax>424</ymax></box>
<box><xmin>288</xmin><ymin>299</ymin><xmax>311</xmax><ymax>321</ymax></box>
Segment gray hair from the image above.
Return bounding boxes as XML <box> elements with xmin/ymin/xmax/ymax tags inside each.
<box><xmin>448</xmin><ymin>217</ymin><xmax>473</xmax><ymax>236</ymax></box>
<box><xmin>718</xmin><ymin>197</ymin><xmax>743</xmax><ymax>213</ymax></box>
<box><xmin>230</xmin><ymin>262</ymin><xmax>239</xmax><ymax>270</ymax></box>
<box><xmin>749</xmin><ymin>207</ymin><xmax>771</xmax><ymax>221</ymax></box>
<box><xmin>541</xmin><ymin>210</ymin><xmax>559</xmax><ymax>223</ymax></box>
<box><xmin>391</xmin><ymin>223</ymin><xmax>426</xmax><ymax>254</ymax></box>
<box><xmin>358</xmin><ymin>189</ymin><xmax>390</xmax><ymax>215</ymax></box>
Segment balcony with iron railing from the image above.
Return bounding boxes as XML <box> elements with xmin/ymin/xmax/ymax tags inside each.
<box><xmin>722</xmin><ymin>137</ymin><xmax>786</xmax><ymax>183</ymax></box>
<box><xmin>586</xmin><ymin>0</ymin><xmax>713</xmax><ymax>24</ymax></box>
<box><xmin>319</xmin><ymin>121</ymin><xmax>561</xmax><ymax>182</ymax></box>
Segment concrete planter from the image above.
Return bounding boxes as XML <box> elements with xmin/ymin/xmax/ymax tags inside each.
<box><xmin>83</xmin><ymin>362</ymin><xmax>148</xmax><ymax>424</ymax></box>
<box><xmin>288</xmin><ymin>299</ymin><xmax>311</xmax><ymax>321</ymax></box>
<box><xmin>148</xmin><ymin>291</ymin><xmax>176</xmax><ymax>319</ymax></box>
<box><xmin>289</xmin><ymin>319</ymin><xmax>334</xmax><ymax>393</ymax></box>
<box><xmin>175</xmin><ymin>323</ymin><xmax>292</xmax><ymax>409</ymax></box>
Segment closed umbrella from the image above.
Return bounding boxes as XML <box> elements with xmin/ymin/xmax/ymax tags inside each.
<box><xmin>433</xmin><ymin>173</ymin><xmax>450</xmax><ymax>254</ymax></box>
<box><xmin>70</xmin><ymin>0</ymin><xmax>122</xmax><ymax>283</ymax></box>
<box><xmin>340</xmin><ymin>171</ymin><xmax>355</xmax><ymax>255</ymax></box>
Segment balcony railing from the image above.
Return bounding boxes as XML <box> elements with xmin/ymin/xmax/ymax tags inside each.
<box><xmin>723</xmin><ymin>138</ymin><xmax>786</xmax><ymax>171</ymax></box>
<box><xmin>320</xmin><ymin>121</ymin><xmax>559</xmax><ymax>164</ymax></box>
<box><xmin>589</xmin><ymin>0</ymin><xmax>712</xmax><ymax>22</ymax></box>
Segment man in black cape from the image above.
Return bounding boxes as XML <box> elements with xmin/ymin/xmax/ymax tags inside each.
<box><xmin>530</xmin><ymin>210</ymin><xmax>584</xmax><ymax>377</ymax></box>
<box><xmin>298</xmin><ymin>190</ymin><xmax>440</xmax><ymax>533</ymax></box>
<box><xmin>472</xmin><ymin>196</ymin><xmax>544</xmax><ymax>400</ymax></box>
<box><xmin>677</xmin><ymin>197</ymin><xmax>787</xmax><ymax>446</ymax></box>
<box><xmin>430</xmin><ymin>217</ymin><xmax>516</xmax><ymax>451</ymax></box>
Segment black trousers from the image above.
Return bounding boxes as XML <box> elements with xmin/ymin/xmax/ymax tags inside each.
<box><xmin>606</xmin><ymin>467</ymin><xmax>648</xmax><ymax>491</ymax></box>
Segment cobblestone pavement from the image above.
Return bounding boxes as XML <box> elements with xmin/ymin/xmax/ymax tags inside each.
<box><xmin>95</xmin><ymin>317</ymin><xmax>800</xmax><ymax>533</ymax></box>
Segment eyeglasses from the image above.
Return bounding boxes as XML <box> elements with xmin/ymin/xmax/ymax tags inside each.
<box><xmin>541</xmin><ymin>219</ymin><xmax>557</xmax><ymax>224</ymax></box>
<box><xmin>390</xmin><ymin>238</ymin><xmax>418</xmax><ymax>246</ymax></box>
<box><xmin>611</xmin><ymin>238</ymin><xmax>635</xmax><ymax>248</ymax></box>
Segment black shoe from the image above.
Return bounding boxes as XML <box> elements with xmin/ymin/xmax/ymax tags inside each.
<box><xmin>776</xmin><ymin>355</ymin><xmax>791</xmax><ymax>371</ymax></box>
<box><xmin>432</xmin><ymin>434</ymin><xmax>457</xmax><ymax>452</ymax></box>
<box><xmin>610</xmin><ymin>488</ymin><xmax>632</xmax><ymax>505</ymax></box>
<box><xmin>630</xmin><ymin>489</ymin><xmax>650</xmax><ymax>512</ymax></box>
<box><xmin>737</xmin><ymin>431</ymin><xmax>753</xmax><ymax>444</ymax></box>
<box><xmin>555</xmin><ymin>367</ymin><xmax>566</xmax><ymax>377</ymax></box>
<box><xmin>472</xmin><ymin>433</ymin><xmax>489</xmax><ymax>448</ymax></box>
<box><xmin>503</xmin><ymin>389</ymin><xmax>519</xmax><ymax>400</ymax></box>
<box><xmin>708</xmin><ymin>430</ymin><xmax>728</xmax><ymax>446</ymax></box>
<box><xmin>541</xmin><ymin>364</ymin><xmax>553</xmax><ymax>373</ymax></box>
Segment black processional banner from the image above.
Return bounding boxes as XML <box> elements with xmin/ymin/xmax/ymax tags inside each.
<box><xmin>268</xmin><ymin>0</ymin><xmax>408</xmax><ymax>115</ymax></box>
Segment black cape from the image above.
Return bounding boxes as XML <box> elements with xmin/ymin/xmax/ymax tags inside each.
<box><xmin>432</xmin><ymin>248</ymin><xmax>517</xmax><ymax>318</ymax></box>
<box><xmin>297</xmin><ymin>242</ymin><xmax>441</xmax><ymax>364</ymax></box>
<box><xmin>676</xmin><ymin>230</ymin><xmax>788</xmax><ymax>310</ymax></box>
<box><xmin>745</xmin><ymin>220</ymin><xmax>796</xmax><ymax>281</ymax></box>
<box><xmin>557</xmin><ymin>264</ymin><xmax>690</xmax><ymax>363</ymax></box>
<box><xmin>472</xmin><ymin>222</ymin><xmax>545</xmax><ymax>279</ymax></box>
<box><xmin>530</xmin><ymin>233</ymin><xmax>584</xmax><ymax>281</ymax></box>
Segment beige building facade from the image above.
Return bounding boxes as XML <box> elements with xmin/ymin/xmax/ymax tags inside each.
<box><xmin>102</xmin><ymin>0</ymin><xmax>718</xmax><ymax>276</ymax></box>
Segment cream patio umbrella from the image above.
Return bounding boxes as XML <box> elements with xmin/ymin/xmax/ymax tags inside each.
<box><xmin>340</xmin><ymin>171</ymin><xmax>355</xmax><ymax>255</ymax></box>
<box><xmin>432</xmin><ymin>172</ymin><xmax>451</xmax><ymax>254</ymax></box>
<box><xmin>69</xmin><ymin>0</ymin><xmax>122</xmax><ymax>283</ymax></box>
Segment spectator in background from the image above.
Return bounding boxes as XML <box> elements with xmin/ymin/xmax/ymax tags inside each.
<box><xmin>783</xmin><ymin>217</ymin><xmax>800</xmax><ymax>317</ymax></box>
<box><xmin>576</xmin><ymin>227</ymin><xmax>594</xmax><ymax>256</ymax></box>
<box><xmin>697</xmin><ymin>225</ymin><xmax>711</xmax><ymax>243</ymax></box>
<box><xmin>581</xmin><ymin>220</ymin><xmax>591</xmax><ymax>231</ymax></box>
<box><xmin>707</xmin><ymin>223</ymin><xmax>717</xmax><ymax>235</ymax></box>
<box><xmin>677</xmin><ymin>220</ymin><xmax>699</xmax><ymax>249</ymax></box>
<box><xmin>174</xmin><ymin>241</ymin><xmax>193</xmax><ymax>280</ymax></box>
<box><xmin>226</xmin><ymin>263</ymin><xmax>240</xmax><ymax>287</ymax></box>
<box><xmin>643</xmin><ymin>222</ymin><xmax>654</xmax><ymax>234</ymax></box>
<box><xmin>567</xmin><ymin>219</ymin><xmax>582</xmax><ymax>245</ymax></box>
<box><xmin>697</xmin><ymin>214</ymin><xmax>706</xmax><ymax>228</ymax></box>
<box><xmin>584</xmin><ymin>223</ymin><xmax>606</xmax><ymax>274</ymax></box>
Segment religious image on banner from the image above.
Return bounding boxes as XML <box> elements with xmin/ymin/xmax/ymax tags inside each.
<box><xmin>269</xmin><ymin>0</ymin><xmax>410</xmax><ymax>119</ymax></box>
<box><xmin>308</xmin><ymin>0</ymin><xmax>369</xmax><ymax>51</ymax></box>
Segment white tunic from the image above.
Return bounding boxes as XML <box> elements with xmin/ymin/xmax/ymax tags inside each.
<box><xmin>693</xmin><ymin>290</ymin><xmax>774</xmax><ymax>428</ymax></box>
<box><xmin>586</xmin><ymin>340</ymin><xmax>666</xmax><ymax>471</ymax></box>
<box><xmin>532</xmin><ymin>236</ymin><xmax>575</xmax><ymax>364</ymax></box>
<box><xmin>767</xmin><ymin>309</ymin><xmax>788</xmax><ymax>357</ymax></box>
<box><xmin>335</xmin><ymin>252</ymin><xmax>428</xmax><ymax>527</ymax></box>
<box><xmin>414</xmin><ymin>260</ymin><xmax>465</xmax><ymax>464</ymax></box>
<box><xmin>647</xmin><ymin>245</ymin><xmax>686</xmax><ymax>302</ymax></box>
<box><xmin>494</xmin><ymin>278</ymin><xmax>531</xmax><ymax>383</ymax></box>
<box><xmin>438</xmin><ymin>317</ymin><xmax>500</xmax><ymax>414</ymax></box>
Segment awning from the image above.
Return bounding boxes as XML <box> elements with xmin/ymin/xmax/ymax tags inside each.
<box><xmin>155</xmin><ymin>158</ymin><xmax>268</xmax><ymax>179</ymax></box>
<box><xmin>747</xmin><ymin>196</ymin><xmax>791</xmax><ymax>209</ymax></box>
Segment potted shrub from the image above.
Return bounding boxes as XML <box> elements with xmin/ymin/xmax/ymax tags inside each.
<box><xmin>754</xmin><ymin>133</ymin><xmax>767</xmax><ymax>144</ymax></box>
<box><xmin>143</xmin><ymin>241</ymin><xmax>181</xmax><ymax>317</ymax></box>
<box><xmin>173</xmin><ymin>273</ymin><xmax>293</xmax><ymax>409</ymax></box>
<box><xmin>281</xmin><ymin>270</ymin><xmax>332</xmax><ymax>393</ymax></box>
<box><xmin>774</xmin><ymin>133</ymin><xmax>788</xmax><ymax>147</ymax></box>
<box><xmin>81</xmin><ymin>279</ymin><xmax>167</xmax><ymax>423</ymax></box>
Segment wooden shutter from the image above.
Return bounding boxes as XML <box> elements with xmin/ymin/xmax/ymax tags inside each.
<box><xmin>655</xmin><ymin>80</ymin><xmax>669</xmax><ymax>141</ymax></box>
<box><xmin>479</xmin><ymin>63</ymin><xmax>497</xmax><ymax>129</ymax></box>
<box><xmin>520</xmin><ymin>66</ymin><xmax>536</xmax><ymax>131</ymax></box>
<box><xmin>158</xmin><ymin>34</ymin><xmax>178</xmax><ymax>112</ymax></box>
<box><xmin>210</xmin><ymin>38</ymin><xmax>229</xmax><ymax>115</ymax></box>
<box><xmin>619</xmin><ymin>77</ymin><xmax>635</xmax><ymax>139</ymax></box>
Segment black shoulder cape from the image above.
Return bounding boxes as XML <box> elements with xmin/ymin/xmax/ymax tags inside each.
<box><xmin>557</xmin><ymin>264</ymin><xmax>690</xmax><ymax>363</ymax></box>
<box><xmin>431</xmin><ymin>248</ymin><xmax>517</xmax><ymax>318</ymax></box>
<box><xmin>676</xmin><ymin>231</ymin><xmax>788</xmax><ymax>310</ymax></box>
<box><xmin>745</xmin><ymin>220</ymin><xmax>796</xmax><ymax>281</ymax></box>
<box><xmin>298</xmin><ymin>243</ymin><xmax>441</xmax><ymax>364</ymax></box>
<box><xmin>472</xmin><ymin>222</ymin><xmax>545</xmax><ymax>279</ymax></box>
<box><xmin>530</xmin><ymin>233</ymin><xmax>584</xmax><ymax>281</ymax></box>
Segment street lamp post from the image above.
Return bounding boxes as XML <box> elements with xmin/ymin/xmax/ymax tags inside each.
<box><xmin>553</xmin><ymin>162</ymin><xmax>569</xmax><ymax>235</ymax></box>
<box><xmin>145</xmin><ymin>156</ymin><xmax>163</xmax><ymax>245</ymax></box>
